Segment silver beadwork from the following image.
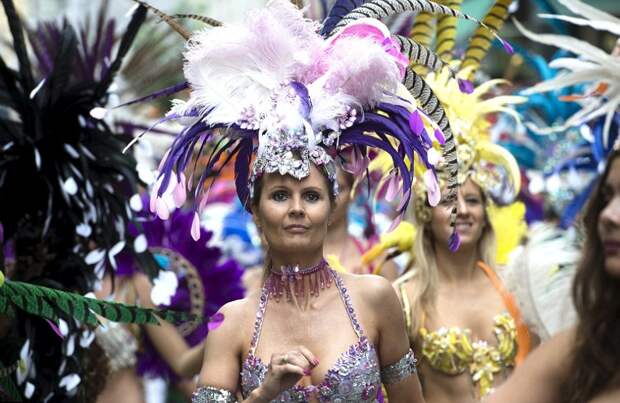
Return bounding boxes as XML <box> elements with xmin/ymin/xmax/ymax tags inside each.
<box><xmin>192</xmin><ymin>386</ymin><xmax>237</xmax><ymax>403</ymax></box>
<box><xmin>380</xmin><ymin>348</ymin><xmax>417</xmax><ymax>384</ymax></box>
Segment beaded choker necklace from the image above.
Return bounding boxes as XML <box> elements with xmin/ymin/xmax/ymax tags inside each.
<box><xmin>266</xmin><ymin>259</ymin><xmax>332</xmax><ymax>302</ymax></box>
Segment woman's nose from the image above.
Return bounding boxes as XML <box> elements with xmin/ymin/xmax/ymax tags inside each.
<box><xmin>288</xmin><ymin>196</ymin><xmax>305</xmax><ymax>217</ymax></box>
<box><xmin>601</xmin><ymin>197</ymin><xmax>620</xmax><ymax>229</ymax></box>
<box><xmin>456</xmin><ymin>194</ymin><xmax>469</xmax><ymax>215</ymax></box>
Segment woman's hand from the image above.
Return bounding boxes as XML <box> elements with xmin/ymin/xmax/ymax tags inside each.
<box><xmin>255</xmin><ymin>346</ymin><xmax>318</xmax><ymax>401</ymax></box>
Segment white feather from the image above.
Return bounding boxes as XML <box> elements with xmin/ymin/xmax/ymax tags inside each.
<box><xmin>180</xmin><ymin>0</ymin><xmax>321</xmax><ymax>126</ymax></box>
<box><xmin>523</xmin><ymin>68</ymin><xmax>610</xmax><ymax>95</ymax></box>
<box><xmin>514</xmin><ymin>19</ymin><xmax>612</xmax><ymax>64</ymax></box>
<box><xmin>558</xmin><ymin>0</ymin><xmax>620</xmax><ymax>25</ymax></box>
<box><xmin>539</xmin><ymin>13</ymin><xmax>620</xmax><ymax>36</ymax></box>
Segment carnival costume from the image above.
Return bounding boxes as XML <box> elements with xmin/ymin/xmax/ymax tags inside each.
<box><xmin>122</xmin><ymin>0</ymin><xmax>518</xmax><ymax>400</ymax></box>
<box><xmin>0</xmin><ymin>3</ymin><xmax>190</xmax><ymax>400</ymax></box>
<box><xmin>359</xmin><ymin>0</ymin><xmax>533</xmax><ymax>397</ymax></box>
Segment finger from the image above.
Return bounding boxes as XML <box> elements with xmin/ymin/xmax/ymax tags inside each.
<box><xmin>296</xmin><ymin>346</ymin><xmax>319</xmax><ymax>368</ymax></box>
<box><xmin>276</xmin><ymin>363</ymin><xmax>305</xmax><ymax>377</ymax></box>
<box><xmin>270</xmin><ymin>353</ymin><xmax>288</xmax><ymax>366</ymax></box>
<box><xmin>281</xmin><ymin>351</ymin><xmax>311</xmax><ymax>370</ymax></box>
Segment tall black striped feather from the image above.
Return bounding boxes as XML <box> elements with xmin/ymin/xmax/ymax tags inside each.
<box><xmin>173</xmin><ymin>13</ymin><xmax>223</xmax><ymax>27</ymax></box>
<box><xmin>131</xmin><ymin>0</ymin><xmax>191</xmax><ymax>40</ymax></box>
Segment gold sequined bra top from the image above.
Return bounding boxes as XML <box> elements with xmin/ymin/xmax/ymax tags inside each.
<box><xmin>398</xmin><ymin>262</ymin><xmax>531</xmax><ymax>398</ymax></box>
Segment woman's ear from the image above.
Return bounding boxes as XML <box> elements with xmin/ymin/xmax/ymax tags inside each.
<box><xmin>327</xmin><ymin>201</ymin><xmax>336</xmax><ymax>226</ymax></box>
<box><xmin>251</xmin><ymin>205</ymin><xmax>262</xmax><ymax>231</ymax></box>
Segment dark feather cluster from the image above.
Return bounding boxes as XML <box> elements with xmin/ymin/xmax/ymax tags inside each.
<box><xmin>0</xmin><ymin>0</ymin><xmax>161</xmax><ymax>400</ymax></box>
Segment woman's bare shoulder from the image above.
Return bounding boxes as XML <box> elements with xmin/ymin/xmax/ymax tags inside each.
<box><xmin>341</xmin><ymin>272</ymin><xmax>395</xmax><ymax>299</ymax></box>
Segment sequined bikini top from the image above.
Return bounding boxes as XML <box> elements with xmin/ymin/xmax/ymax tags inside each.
<box><xmin>240</xmin><ymin>269</ymin><xmax>382</xmax><ymax>402</ymax></box>
<box><xmin>397</xmin><ymin>261</ymin><xmax>530</xmax><ymax>398</ymax></box>
<box><xmin>418</xmin><ymin>311</ymin><xmax>516</xmax><ymax>397</ymax></box>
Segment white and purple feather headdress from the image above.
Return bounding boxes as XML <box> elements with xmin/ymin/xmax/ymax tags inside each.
<box><xmin>125</xmin><ymin>0</ymin><xmax>512</xmax><ymax>246</ymax></box>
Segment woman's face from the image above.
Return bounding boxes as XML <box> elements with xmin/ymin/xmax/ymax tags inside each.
<box><xmin>598</xmin><ymin>157</ymin><xmax>620</xmax><ymax>277</ymax></box>
<box><xmin>253</xmin><ymin>165</ymin><xmax>333</xmax><ymax>256</ymax></box>
<box><xmin>430</xmin><ymin>178</ymin><xmax>487</xmax><ymax>249</ymax></box>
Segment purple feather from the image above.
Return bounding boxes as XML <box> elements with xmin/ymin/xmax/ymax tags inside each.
<box><xmin>448</xmin><ymin>231</ymin><xmax>461</xmax><ymax>252</ymax></box>
<box><xmin>290</xmin><ymin>81</ymin><xmax>312</xmax><ymax>119</ymax></box>
<box><xmin>457</xmin><ymin>78</ymin><xmax>474</xmax><ymax>94</ymax></box>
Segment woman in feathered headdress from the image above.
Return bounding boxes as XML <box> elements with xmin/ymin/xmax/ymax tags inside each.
<box><xmin>123</xmin><ymin>0</ymin><xmax>517</xmax><ymax>401</ymax></box>
<box><xmin>359</xmin><ymin>1</ymin><xmax>536</xmax><ymax>400</ymax></box>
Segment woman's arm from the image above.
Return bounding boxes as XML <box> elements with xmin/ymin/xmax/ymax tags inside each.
<box><xmin>132</xmin><ymin>272</ymin><xmax>195</xmax><ymax>378</ymax></box>
<box><xmin>486</xmin><ymin>328</ymin><xmax>574</xmax><ymax>403</ymax></box>
<box><xmin>195</xmin><ymin>300</ymin><xmax>317</xmax><ymax>403</ymax></box>
<box><xmin>367</xmin><ymin>276</ymin><xmax>425</xmax><ymax>403</ymax></box>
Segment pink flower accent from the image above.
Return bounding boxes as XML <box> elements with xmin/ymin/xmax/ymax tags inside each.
<box><xmin>172</xmin><ymin>173</ymin><xmax>187</xmax><ymax>208</ymax></box>
<box><xmin>328</xmin><ymin>20</ymin><xmax>408</xmax><ymax>78</ymax></box>
<box><xmin>191</xmin><ymin>212</ymin><xmax>201</xmax><ymax>241</ymax></box>
<box><xmin>424</xmin><ymin>170</ymin><xmax>441</xmax><ymax>207</ymax></box>
<box><xmin>155</xmin><ymin>198</ymin><xmax>170</xmax><ymax>220</ymax></box>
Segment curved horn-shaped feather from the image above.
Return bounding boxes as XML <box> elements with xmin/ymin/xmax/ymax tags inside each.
<box><xmin>410</xmin><ymin>11</ymin><xmax>434</xmax><ymax>47</ymax></box>
<box><xmin>410</xmin><ymin>11</ymin><xmax>434</xmax><ymax>74</ymax></box>
<box><xmin>435</xmin><ymin>0</ymin><xmax>462</xmax><ymax>61</ymax></box>
<box><xmin>461</xmin><ymin>0</ymin><xmax>512</xmax><ymax>79</ymax></box>
<box><xmin>173</xmin><ymin>14</ymin><xmax>223</xmax><ymax>27</ymax></box>
<box><xmin>131</xmin><ymin>0</ymin><xmax>191</xmax><ymax>39</ymax></box>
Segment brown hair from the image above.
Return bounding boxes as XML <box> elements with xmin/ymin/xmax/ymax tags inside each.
<box><xmin>565</xmin><ymin>148</ymin><xmax>620</xmax><ymax>403</ymax></box>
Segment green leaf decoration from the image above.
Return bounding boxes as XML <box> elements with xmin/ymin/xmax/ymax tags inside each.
<box><xmin>0</xmin><ymin>280</ymin><xmax>193</xmax><ymax>326</ymax></box>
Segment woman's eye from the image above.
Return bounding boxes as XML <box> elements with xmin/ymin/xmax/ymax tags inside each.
<box><xmin>271</xmin><ymin>191</ymin><xmax>288</xmax><ymax>201</ymax></box>
<box><xmin>305</xmin><ymin>192</ymin><xmax>320</xmax><ymax>202</ymax></box>
<box><xmin>466</xmin><ymin>198</ymin><xmax>481</xmax><ymax>204</ymax></box>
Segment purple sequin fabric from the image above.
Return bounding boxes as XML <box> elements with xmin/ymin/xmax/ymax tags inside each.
<box><xmin>240</xmin><ymin>269</ymin><xmax>381</xmax><ymax>402</ymax></box>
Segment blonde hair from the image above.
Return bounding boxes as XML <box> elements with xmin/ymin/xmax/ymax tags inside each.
<box><xmin>400</xmin><ymin>197</ymin><xmax>497</xmax><ymax>334</ymax></box>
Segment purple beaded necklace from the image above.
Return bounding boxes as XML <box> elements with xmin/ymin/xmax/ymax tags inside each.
<box><xmin>266</xmin><ymin>259</ymin><xmax>332</xmax><ymax>302</ymax></box>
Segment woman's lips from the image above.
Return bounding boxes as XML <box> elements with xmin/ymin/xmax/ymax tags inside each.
<box><xmin>284</xmin><ymin>224</ymin><xmax>309</xmax><ymax>233</ymax></box>
<box><xmin>603</xmin><ymin>241</ymin><xmax>620</xmax><ymax>256</ymax></box>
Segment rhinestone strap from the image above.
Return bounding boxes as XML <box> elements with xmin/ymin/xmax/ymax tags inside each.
<box><xmin>330</xmin><ymin>270</ymin><xmax>363</xmax><ymax>339</ymax></box>
<box><xmin>380</xmin><ymin>349</ymin><xmax>417</xmax><ymax>385</ymax></box>
<box><xmin>192</xmin><ymin>386</ymin><xmax>237</xmax><ymax>403</ymax></box>
<box><xmin>249</xmin><ymin>283</ymin><xmax>270</xmax><ymax>356</ymax></box>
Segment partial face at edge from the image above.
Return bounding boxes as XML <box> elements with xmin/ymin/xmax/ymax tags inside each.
<box><xmin>599</xmin><ymin>158</ymin><xmax>620</xmax><ymax>277</ymax></box>
<box><xmin>429</xmin><ymin>178</ymin><xmax>487</xmax><ymax>249</ymax></box>
<box><xmin>252</xmin><ymin>165</ymin><xmax>333</xmax><ymax>256</ymax></box>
